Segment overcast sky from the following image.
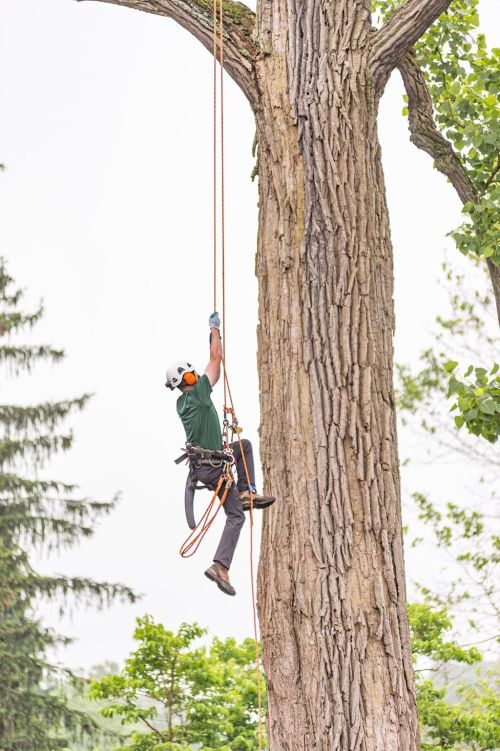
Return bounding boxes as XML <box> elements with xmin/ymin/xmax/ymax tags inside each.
<box><xmin>1</xmin><ymin>0</ymin><xmax>498</xmax><ymax>672</ymax></box>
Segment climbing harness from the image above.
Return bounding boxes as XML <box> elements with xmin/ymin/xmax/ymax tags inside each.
<box><xmin>179</xmin><ymin>454</ymin><xmax>234</xmax><ymax>558</ymax></box>
<box><xmin>175</xmin><ymin>443</ymin><xmax>233</xmax><ymax>531</ymax></box>
<box><xmin>176</xmin><ymin>0</ymin><xmax>264</xmax><ymax>744</ymax></box>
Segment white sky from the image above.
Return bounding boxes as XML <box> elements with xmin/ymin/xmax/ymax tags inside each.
<box><xmin>0</xmin><ymin>0</ymin><xmax>498</xmax><ymax>672</ymax></box>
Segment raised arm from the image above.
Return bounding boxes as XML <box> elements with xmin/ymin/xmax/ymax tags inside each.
<box><xmin>205</xmin><ymin>312</ymin><xmax>222</xmax><ymax>386</ymax></box>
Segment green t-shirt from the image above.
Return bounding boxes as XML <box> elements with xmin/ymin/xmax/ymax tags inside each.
<box><xmin>176</xmin><ymin>374</ymin><xmax>222</xmax><ymax>451</ymax></box>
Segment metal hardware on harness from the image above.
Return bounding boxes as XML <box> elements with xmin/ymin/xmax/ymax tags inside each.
<box><xmin>182</xmin><ymin>443</ymin><xmax>228</xmax><ymax>467</ymax></box>
<box><xmin>223</xmin><ymin>405</ymin><xmax>241</xmax><ymax>435</ymax></box>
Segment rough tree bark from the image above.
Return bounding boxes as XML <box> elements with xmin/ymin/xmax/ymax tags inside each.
<box><xmin>79</xmin><ymin>0</ymin><xmax>455</xmax><ymax>748</ymax></box>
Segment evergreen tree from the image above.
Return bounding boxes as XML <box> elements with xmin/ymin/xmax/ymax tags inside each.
<box><xmin>0</xmin><ymin>258</ymin><xmax>137</xmax><ymax>750</ymax></box>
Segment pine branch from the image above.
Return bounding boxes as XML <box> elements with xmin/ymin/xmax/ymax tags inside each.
<box><xmin>371</xmin><ymin>0</ymin><xmax>454</xmax><ymax>94</ymax></box>
<box><xmin>0</xmin><ymin>258</ymin><xmax>24</xmax><ymax>307</ymax></box>
<box><xmin>76</xmin><ymin>0</ymin><xmax>259</xmax><ymax>109</ymax></box>
<box><xmin>0</xmin><ymin>344</ymin><xmax>64</xmax><ymax>372</ymax></box>
<box><xmin>1</xmin><ymin>566</ymin><xmax>138</xmax><ymax>605</ymax></box>
<box><xmin>0</xmin><ymin>686</ymin><xmax>99</xmax><ymax>747</ymax></box>
<box><xmin>0</xmin><ymin>623</ymin><xmax>71</xmax><ymax>653</ymax></box>
<box><xmin>0</xmin><ymin>395</ymin><xmax>93</xmax><ymax>432</ymax></box>
<box><xmin>0</xmin><ymin>473</ymin><xmax>76</xmax><ymax>497</ymax></box>
<box><xmin>0</xmin><ymin>494</ymin><xmax>115</xmax><ymax>517</ymax></box>
<box><xmin>0</xmin><ymin>307</ymin><xmax>43</xmax><ymax>337</ymax></box>
<box><xmin>1</xmin><ymin>513</ymin><xmax>95</xmax><ymax>548</ymax></box>
<box><xmin>1</xmin><ymin>493</ymin><xmax>118</xmax><ymax>551</ymax></box>
<box><xmin>0</xmin><ymin>434</ymin><xmax>74</xmax><ymax>467</ymax></box>
<box><xmin>27</xmin><ymin>575</ymin><xmax>139</xmax><ymax>606</ymax></box>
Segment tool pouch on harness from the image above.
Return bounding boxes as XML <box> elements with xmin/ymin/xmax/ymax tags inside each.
<box><xmin>175</xmin><ymin>444</ymin><xmax>231</xmax><ymax>530</ymax></box>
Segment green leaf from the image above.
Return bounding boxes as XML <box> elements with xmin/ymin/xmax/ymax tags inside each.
<box><xmin>479</xmin><ymin>398</ymin><xmax>496</xmax><ymax>414</ymax></box>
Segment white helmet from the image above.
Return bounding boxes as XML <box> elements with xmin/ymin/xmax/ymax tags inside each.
<box><xmin>165</xmin><ymin>360</ymin><xmax>197</xmax><ymax>390</ymax></box>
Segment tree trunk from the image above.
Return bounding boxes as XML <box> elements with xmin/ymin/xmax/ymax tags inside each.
<box><xmin>254</xmin><ymin>2</ymin><xmax>419</xmax><ymax>749</ymax></box>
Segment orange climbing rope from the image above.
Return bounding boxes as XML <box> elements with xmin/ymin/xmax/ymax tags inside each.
<box><xmin>212</xmin><ymin>0</ymin><xmax>217</xmax><ymax>314</ymax></box>
<box><xmin>214</xmin><ymin>1</ymin><xmax>263</xmax><ymax>743</ymax></box>
<box><xmin>222</xmin><ymin>365</ymin><xmax>264</xmax><ymax>750</ymax></box>
<box><xmin>181</xmin><ymin>0</ymin><xmax>265</xmax><ymax>744</ymax></box>
<box><xmin>179</xmin><ymin>467</ymin><xmax>233</xmax><ymax>558</ymax></box>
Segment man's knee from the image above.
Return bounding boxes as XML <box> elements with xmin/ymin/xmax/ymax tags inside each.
<box><xmin>241</xmin><ymin>438</ymin><xmax>252</xmax><ymax>453</ymax></box>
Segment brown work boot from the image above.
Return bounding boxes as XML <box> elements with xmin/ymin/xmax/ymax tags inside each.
<box><xmin>204</xmin><ymin>562</ymin><xmax>236</xmax><ymax>596</ymax></box>
<box><xmin>240</xmin><ymin>491</ymin><xmax>276</xmax><ymax>512</ymax></box>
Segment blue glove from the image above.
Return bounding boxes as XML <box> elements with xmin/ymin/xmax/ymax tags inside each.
<box><xmin>209</xmin><ymin>311</ymin><xmax>221</xmax><ymax>329</ymax></box>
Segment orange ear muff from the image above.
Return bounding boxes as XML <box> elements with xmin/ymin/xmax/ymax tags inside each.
<box><xmin>183</xmin><ymin>371</ymin><xmax>198</xmax><ymax>385</ymax></box>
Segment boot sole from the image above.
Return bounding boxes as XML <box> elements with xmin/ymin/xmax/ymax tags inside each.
<box><xmin>204</xmin><ymin>568</ymin><xmax>236</xmax><ymax>596</ymax></box>
<box><xmin>242</xmin><ymin>498</ymin><xmax>276</xmax><ymax>511</ymax></box>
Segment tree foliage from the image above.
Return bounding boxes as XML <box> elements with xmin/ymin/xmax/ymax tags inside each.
<box><xmin>0</xmin><ymin>258</ymin><xmax>137</xmax><ymax>749</ymax></box>
<box><xmin>407</xmin><ymin>502</ymin><xmax>499</xmax><ymax>750</ymax></box>
<box><xmin>90</xmin><ymin>616</ymin><xmax>265</xmax><ymax>751</ymax></box>
<box><xmin>373</xmin><ymin>0</ymin><xmax>500</xmax><ymax>268</ymax></box>
<box><xmin>409</xmin><ymin>595</ymin><xmax>499</xmax><ymax>751</ymax></box>
<box><xmin>94</xmin><ymin>604</ymin><xmax>500</xmax><ymax>751</ymax></box>
<box><xmin>396</xmin><ymin>260</ymin><xmax>500</xmax><ymax>446</ymax></box>
<box><xmin>416</xmin><ymin>673</ymin><xmax>500</xmax><ymax>751</ymax></box>
<box><xmin>56</xmin><ymin>662</ymin><xmax>140</xmax><ymax>751</ymax></box>
<box><xmin>393</xmin><ymin>251</ymin><xmax>499</xmax><ymax>748</ymax></box>
<box><xmin>444</xmin><ymin>360</ymin><xmax>500</xmax><ymax>443</ymax></box>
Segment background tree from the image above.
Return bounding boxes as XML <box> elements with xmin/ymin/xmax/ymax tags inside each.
<box><xmin>374</xmin><ymin>0</ymin><xmax>500</xmax><ymax>437</ymax></box>
<box><xmin>91</xmin><ymin>616</ymin><xmax>264</xmax><ymax>751</ymax></box>
<box><xmin>57</xmin><ymin>662</ymin><xmax>140</xmax><ymax>751</ymax></box>
<box><xmin>395</xmin><ymin>255</ymin><xmax>499</xmax><ymax>748</ymax></box>
<box><xmin>396</xmin><ymin>257</ymin><xmax>500</xmax><ymax>447</ymax></box>
<box><xmin>92</xmin><ymin>602</ymin><xmax>500</xmax><ymax>751</ymax></box>
<box><xmin>74</xmin><ymin>0</ymin><xmax>499</xmax><ymax>748</ymax></box>
<box><xmin>403</xmin><ymin>487</ymin><xmax>499</xmax><ymax>749</ymax></box>
<box><xmin>394</xmin><ymin>256</ymin><xmax>499</xmax><ymax>610</ymax></box>
<box><xmin>0</xmin><ymin>258</ymin><xmax>137</xmax><ymax>749</ymax></box>
<box><xmin>409</xmin><ymin>600</ymin><xmax>499</xmax><ymax>751</ymax></box>
<box><xmin>373</xmin><ymin>0</ymin><xmax>500</xmax><ymax>317</ymax></box>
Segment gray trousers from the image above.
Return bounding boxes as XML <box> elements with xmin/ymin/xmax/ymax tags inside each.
<box><xmin>192</xmin><ymin>439</ymin><xmax>255</xmax><ymax>569</ymax></box>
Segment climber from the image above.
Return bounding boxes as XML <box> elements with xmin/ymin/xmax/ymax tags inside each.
<box><xmin>165</xmin><ymin>312</ymin><xmax>275</xmax><ymax>596</ymax></box>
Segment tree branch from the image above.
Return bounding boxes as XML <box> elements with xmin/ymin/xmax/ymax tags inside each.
<box><xmin>139</xmin><ymin>714</ymin><xmax>168</xmax><ymax>739</ymax></box>
<box><xmin>398</xmin><ymin>51</ymin><xmax>475</xmax><ymax>204</ymax></box>
<box><xmin>484</xmin><ymin>155</ymin><xmax>500</xmax><ymax>191</ymax></box>
<box><xmin>76</xmin><ymin>0</ymin><xmax>259</xmax><ymax>109</ymax></box>
<box><xmin>371</xmin><ymin>0</ymin><xmax>453</xmax><ymax>95</ymax></box>
<box><xmin>398</xmin><ymin>50</ymin><xmax>500</xmax><ymax>326</ymax></box>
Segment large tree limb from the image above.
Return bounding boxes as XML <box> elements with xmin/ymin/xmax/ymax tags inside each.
<box><xmin>370</xmin><ymin>0</ymin><xmax>454</xmax><ymax>95</ymax></box>
<box><xmin>76</xmin><ymin>0</ymin><xmax>259</xmax><ymax>108</ymax></box>
<box><xmin>398</xmin><ymin>50</ymin><xmax>475</xmax><ymax>204</ymax></box>
<box><xmin>398</xmin><ymin>50</ymin><xmax>500</xmax><ymax>325</ymax></box>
